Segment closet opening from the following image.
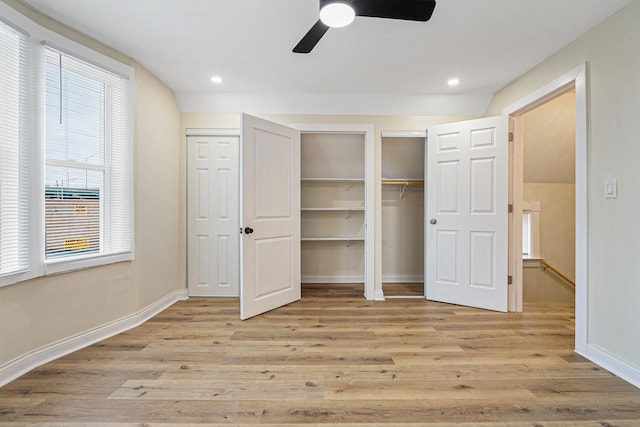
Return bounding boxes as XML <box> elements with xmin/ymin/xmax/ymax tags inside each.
<box><xmin>300</xmin><ymin>130</ymin><xmax>368</xmax><ymax>297</ymax></box>
<box><xmin>381</xmin><ymin>134</ymin><xmax>425</xmax><ymax>298</ymax></box>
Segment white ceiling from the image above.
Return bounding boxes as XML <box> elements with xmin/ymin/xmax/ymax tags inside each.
<box><xmin>19</xmin><ymin>0</ymin><xmax>632</xmax><ymax>114</ymax></box>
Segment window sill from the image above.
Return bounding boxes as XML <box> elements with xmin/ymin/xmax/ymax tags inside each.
<box><xmin>44</xmin><ymin>251</ymin><xmax>134</xmax><ymax>276</ymax></box>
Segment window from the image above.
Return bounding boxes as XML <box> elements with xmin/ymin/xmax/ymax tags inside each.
<box><xmin>0</xmin><ymin>20</ymin><xmax>29</xmax><ymax>278</ymax></box>
<box><xmin>522</xmin><ymin>211</ymin><xmax>531</xmax><ymax>257</ymax></box>
<box><xmin>522</xmin><ymin>201</ymin><xmax>540</xmax><ymax>259</ymax></box>
<box><xmin>0</xmin><ymin>4</ymin><xmax>134</xmax><ymax>287</ymax></box>
<box><xmin>44</xmin><ymin>47</ymin><xmax>132</xmax><ymax>264</ymax></box>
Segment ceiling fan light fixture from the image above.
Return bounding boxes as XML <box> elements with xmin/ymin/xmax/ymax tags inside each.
<box><xmin>320</xmin><ymin>2</ymin><xmax>355</xmax><ymax>28</ymax></box>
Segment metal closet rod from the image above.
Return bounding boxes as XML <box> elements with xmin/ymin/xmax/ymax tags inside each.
<box><xmin>381</xmin><ymin>180</ymin><xmax>424</xmax><ymax>185</ymax></box>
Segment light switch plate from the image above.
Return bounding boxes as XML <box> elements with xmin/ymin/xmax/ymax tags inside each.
<box><xmin>604</xmin><ymin>178</ymin><xmax>617</xmax><ymax>199</ymax></box>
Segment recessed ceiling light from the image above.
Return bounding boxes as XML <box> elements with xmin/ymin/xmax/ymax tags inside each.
<box><xmin>320</xmin><ymin>2</ymin><xmax>356</xmax><ymax>28</ymax></box>
<box><xmin>210</xmin><ymin>75</ymin><xmax>223</xmax><ymax>85</ymax></box>
<box><xmin>448</xmin><ymin>78</ymin><xmax>460</xmax><ymax>87</ymax></box>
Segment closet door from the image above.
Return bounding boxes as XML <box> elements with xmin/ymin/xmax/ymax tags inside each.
<box><xmin>240</xmin><ymin>114</ymin><xmax>301</xmax><ymax>320</ymax></box>
<box><xmin>426</xmin><ymin>116</ymin><xmax>508</xmax><ymax>312</ymax></box>
<box><xmin>187</xmin><ymin>134</ymin><xmax>239</xmax><ymax>297</ymax></box>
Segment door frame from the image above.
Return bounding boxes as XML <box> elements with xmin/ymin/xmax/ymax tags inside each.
<box><xmin>503</xmin><ymin>63</ymin><xmax>588</xmax><ymax>355</ymax></box>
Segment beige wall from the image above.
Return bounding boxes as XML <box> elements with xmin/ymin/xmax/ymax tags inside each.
<box><xmin>487</xmin><ymin>0</ymin><xmax>640</xmax><ymax>369</ymax></box>
<box><xmin>0</xmin><ymin>2</ymin><xmax>183</xmax><ymax>368</ymax></box>
<box><xmin>523</xmin><ymin>183</ymin><xmax>576</xmax><ymax>302</ymax></box>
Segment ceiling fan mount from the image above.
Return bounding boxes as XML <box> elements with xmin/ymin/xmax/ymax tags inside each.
<box><xmin>293</xmin><ymin>0</ymin><xmax>437</xmax><ymax>54</ymax></box>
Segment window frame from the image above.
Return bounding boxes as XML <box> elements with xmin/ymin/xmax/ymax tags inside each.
<box><xmin>0</xmin><ymin>3</ymin><xmax>135</xmax><ymax>287</ymax></box>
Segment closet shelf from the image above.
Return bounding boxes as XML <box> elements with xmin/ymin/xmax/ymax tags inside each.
<box><xmin>301</xmin><ymin>178</ymin><xmax>365</xmax><ymax>182</ymax></box>
<box><xmin>301</xmin><ymin>207</ymin><xmax>365</xmax><ymax>211</ymax></box>
<box><xmin>301</xmin><ymin>237</ymin><xmax>365</xmax><ymax>242</ymax></box>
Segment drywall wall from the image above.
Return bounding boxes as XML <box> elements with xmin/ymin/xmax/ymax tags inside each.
<box><xmin>487</xmin><ymin>0</ymin><xmax>640</xmax><ymax>372</ymax></box>
<box><xmin>0</xmin><ymin>1</ymin><xmax>183</xmax><ymax>369</ymax></box>
<box><xmin>523</xmin><ymin>183</ymin><xmax>576</xmax><ymax>302</ymax></box>
<box><xmin>523</xmin><ymin>91</ymin><xmax>576</xmax><ymax>184</ymax></box>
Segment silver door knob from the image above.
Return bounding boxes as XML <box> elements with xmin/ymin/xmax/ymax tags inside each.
<box><xmin>429</xmin><ymin>218</ymin><xmax>437</xmax><ymax>225</ymax></box>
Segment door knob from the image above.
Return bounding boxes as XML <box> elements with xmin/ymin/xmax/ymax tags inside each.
<box><xmin>244</xmin><ymin>227</ymin><xmax>254</xmax><ymax>234</ymax></box>
<box><xmin>429</xmin><ymin>218</ymin><xmax>437</xmax><ymax>225</ymax></box>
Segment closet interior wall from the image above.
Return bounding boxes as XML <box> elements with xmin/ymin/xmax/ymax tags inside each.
<box><xmin>381</xmin><ymin>136</ymin><xmax>425</xmax><ymax>297</ymax></box>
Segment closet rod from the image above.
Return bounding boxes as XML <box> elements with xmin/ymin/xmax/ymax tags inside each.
<box><xmin>381</xmin><ymin>180</ymin><xmax>424</xmax><ymax>186</ymax></box>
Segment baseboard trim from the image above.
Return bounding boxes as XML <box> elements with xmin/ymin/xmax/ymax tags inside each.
<box><xmin>382</xmin><ymin>275</ymin><xmax>424</xmax><ymax>283</ymax></box>
<box><xmin>0</xmin><ymin>289</ymin><xmax>188</xmax><ymax>388</ymax></box>
<box><xmin>374</xmin><ymin>289</ymin><xmax>385</xmax><ymax>301</ymax></box>
<box><xmin>301</xmin><ymin>275</ymin><xmax>364</xmax><ymax>284</ymax></box>
<box><xmin>578</xmin><ymin>344</ymin><xmax>640</xmax><ymax>389</ymax></box>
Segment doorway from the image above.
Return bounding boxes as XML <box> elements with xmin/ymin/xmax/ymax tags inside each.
<box><xmin>505</xmin><ymin>63</ymin><xmax>588</xmax><ymax>355</ymax></box>
<box><xmin>380</xmin><ymin>133</ymin><xmax>425</xmax><ymax>298</ymax></box>
<box><xmin>520</xmin><ymin>91</ymin><xmax>576</xmax><ymax>304</ymax></box>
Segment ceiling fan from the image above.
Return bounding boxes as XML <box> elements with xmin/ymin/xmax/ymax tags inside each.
<box><xmin>293</xmin><ymin>0</ymin><xmax>437</xmax><ymax>53</ymax></box>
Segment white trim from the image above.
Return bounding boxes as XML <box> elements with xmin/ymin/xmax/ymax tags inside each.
<box><xmin>374</xmin><ymin>288</ymin><xmax>385</xmax><ymax>301</ymax></box>
<box><xmin>581</xmin><ymin>344</ymin><xmax>640</xmax><ymax>389</ymax></box>
<box><xmin>380</xmin><ymin>130</ymin><xmax>427</xmax><ymax>138</ymax></box>
<box><xmin>503</xmin><ymin>63</ymin><xmax>589</xmax><ymax>359</ymax></box>
<box><xmin>0</xmin><ymin>289</ymin><xmax>188</xmax><ymax>388</ymax></box>
<box><xmin>185</xmin><ymin>128</ymin><xmax>240</xmax><ymax>137</ymax></box>
<box><xmin>502</xmin><ymin>64</ymin><xmax>585</xmax><ymax>116</ymax></box>
<box><xmin>301</xmin><ymin>275</ymin><xmax>364</xmax><ymax>283</ymax></box>
<box><xmin>293</xmin><ymin>123</ymin><xmax>375</xmax><ymax>301</ymax></box>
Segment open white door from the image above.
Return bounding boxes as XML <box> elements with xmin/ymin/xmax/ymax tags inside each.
<box><xmin>241</xmin><ymin>114</ymin><xmax>301</xmax><ymax>320</ymax></box>
<box><xmin>426</xmin><ymin>116</ymin><xmax>508</xmax><ymax>312</ymax></box>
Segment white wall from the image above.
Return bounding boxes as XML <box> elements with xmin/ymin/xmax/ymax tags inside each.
<box><xmin>487</xmin><ymin>0</ymin><xmax>640</xmax><ymax>373</ymax></box>
<box><xmin>0</xmin><ymin>1</ymin><xmax>183</xmax><ymax>372</ymax></box>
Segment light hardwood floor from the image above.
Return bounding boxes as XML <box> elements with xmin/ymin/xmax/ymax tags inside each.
<box><xmin>1</xmin><ymin>284</ymin><xmax>639</xmax><ymax>426</ymax></box>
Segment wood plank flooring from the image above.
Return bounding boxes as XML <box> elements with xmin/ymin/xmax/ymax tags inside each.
<box><xmin>382</xmin><ymin>282</ymin><xmax>424</xmax><ymax>297</ymax></box>
<box><xmin>1</xmin><ymin>283</ymin><xmax>639</xmax><ymax>426</ymax></box>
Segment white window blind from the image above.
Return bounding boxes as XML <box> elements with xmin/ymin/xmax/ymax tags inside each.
<box><xmin>0</xmin><ymin>21</ymin><xmax>29</xmax><ymax>277</ymax></box>
<box><xmin>44</xmin><ymin>46</ymin><xmax>132</xmax><ymax>263</ymax></box>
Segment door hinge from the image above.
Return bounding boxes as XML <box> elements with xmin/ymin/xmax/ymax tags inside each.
<box><xmin>508</xmin><ymin>204</ymin><xmax>513</xmax><ymax>213</ymax></box>
<box><xmin>508</xmin><ymin>132</ymin><xmax>514</xmax><ymax>142</ymax></box>
<box><xmin>508</xmin><ymin>275</ymin><xmax>513</xmax><ymax>285</ymax></box>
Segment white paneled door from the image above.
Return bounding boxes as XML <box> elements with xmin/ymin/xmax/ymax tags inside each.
<box><xmin>426</xmin><ymin>116</ymin><xmax>509</xmax><ymax>312</ymax></box>
<box><xmin>187</xmin><ymin>135</ymin><xmax>240</xmax><ymax>297</ymax></box>
<box><xmin>241</xmin><ymin>114</ymin><xmax>301</xmax><ymax>320</ymax></box>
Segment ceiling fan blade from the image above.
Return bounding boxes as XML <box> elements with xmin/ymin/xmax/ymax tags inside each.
<box><xmin>352</xmin><ymin>0</ymin><xmax>436</xmax><ymax>22</ymax></box>
<box><xmin>293</xmin><ymin>20</ymin><xmax>330</xmax><ymax>53</ymax></box>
